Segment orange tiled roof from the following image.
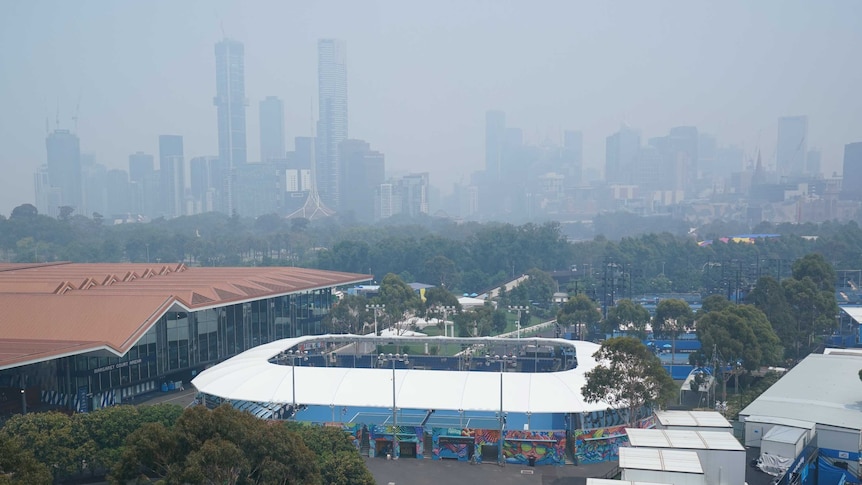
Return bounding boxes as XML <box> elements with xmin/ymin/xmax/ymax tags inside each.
<box><xmin>0</xmin><ymin>262</ymin><xmax>370</xmax><ymax>370</ymax></box>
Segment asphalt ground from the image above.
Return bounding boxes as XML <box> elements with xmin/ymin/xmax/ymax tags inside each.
<box><xmin>363</xmin><ymin>456</ymin><xmax>619</xmax><ymax>485</ymax></box>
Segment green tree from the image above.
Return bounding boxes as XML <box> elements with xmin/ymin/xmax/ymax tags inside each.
<box><xmin>0</xmin><ymin>434</ymin><xmax>52</xmax><ymax>485</ymax></box>
<box><xmin>0</xmin><ymin>411</ymin><xmax>90</xmax><ymax>480</ymax></box>
<box><xmin>375</xmin><ymin>273</ymin><xmax>421</xmax><ymax>334</ymax></box>
<box><xmin>792</xmin><ymin>253</ymin><xmax>836</xmax><ymax>293</ymax></box>
<box><xmin>324</xmin><ymin>294</ymin><xmax>369</xmax><ymax>334</ymax></box>
<box><xmin>582</xmin><ymin>337</ymin><xmax>675</xmax><ymax>425</ymax></box>
<box><xmin>604</xmin><ymin>299</ymin><xmax>651</xmax><ymax>339</ymax></box>
<box><xmin>654</xmin><ymin>298</ymin><xmax>694</xmax><ymax>359</ymax></box>
<box><xmin>112</xmin><ymin>404</ymin><xmax>322</xmax><ymax>485</ymax></box>
<box><xmin>747</xmin><ymin>276</ymin><xmax>795</xmax><ymax>352</ymax></box>
<box><xmin>556</xmin><ymin>294</ymin><xmax>601</xmax><ymax>339</ymax></box>
<box><xmin>288</xmin><ymin>424</ymin><xmax>375</xmax><ymax>485</ymax></box>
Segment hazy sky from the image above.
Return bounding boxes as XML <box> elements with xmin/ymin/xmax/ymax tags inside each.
<box><xmin>1</xmin><ymin>1</ymin><xmax>861</xmax><ymax>217</ymax></box>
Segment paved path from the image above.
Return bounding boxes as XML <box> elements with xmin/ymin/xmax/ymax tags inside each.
<box><xmin>363</xmin><ymin>457</ymin><xmax>619</xmax><ymax>485</ymax></box>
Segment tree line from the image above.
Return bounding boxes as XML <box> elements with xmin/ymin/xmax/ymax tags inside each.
<box><xmin>0</xmin><ymin>403</ymin><xmax>373</xmax><ymax>485</ymax></box>
<box><xmin>8</xmin><ymin>203</ymin><xmax>862</xmax><ymax>297</ymax></box>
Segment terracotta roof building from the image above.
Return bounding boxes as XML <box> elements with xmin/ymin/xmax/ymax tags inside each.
<box><xmin>0</xmin><ymin>262</ymin><xmax>370</xmax><ymax>414</ymax></box>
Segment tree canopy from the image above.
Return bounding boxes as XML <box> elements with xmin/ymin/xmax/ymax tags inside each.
<box><xmin>582</xmin><ymin>337</ymin><xmax>676</xmax><ymax>425</ymax></box>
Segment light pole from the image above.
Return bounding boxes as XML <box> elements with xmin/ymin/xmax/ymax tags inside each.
<box><xmin>366</xmin><ymin>304</ymin><xmax>385</xmax><ymax>336</ymax></box>
<box><xmin>486</xmin><ymin>354</ymin><xmax>517</xmax><ymax>465</ymax></box>
<box><xmin>285</xmin><ymin>349</ymin><xmax>308</xmax><ymax>417</ymax></box>
<box><xmin>433</xmin><ymin>305</ymin><xmax>456</xmax><ymax>337</ymax></box>
<box><xmin>508</xmin><ymin>305</ymin><xmax>529</xmax><ymax>340</ymax></box>
<box><xmin>378</xmin><ymin>352</ymin><xmax>408</xmax><ymax>459</ymax></box>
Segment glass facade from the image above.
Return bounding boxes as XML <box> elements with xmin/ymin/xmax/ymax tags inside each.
<box><xmin>1</xmin><ymin>288</ymin><xmax>333</xmax><ymax>409</ymax></box>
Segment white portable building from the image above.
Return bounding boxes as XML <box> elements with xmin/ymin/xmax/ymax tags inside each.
<box><xmin>654</xmin><ymin>410</ymin><xmax>733</xmax><ymax>433</ymax></box>
<box><xmin>743</xmin><ymin>415</ymin><xmax>815</xmax><ymax>447</ymax></box>
<box><xmin>762</xmin><ymin>425</ymin><xmax>807</xmax><ymax>460</ymax></box>
<box><xmin>619</xmin><ymin>447</ymin><xmax>707</xmax><ymax>485</ymax></box>
<box><xmin>626</xmin><ymin>428</ymin><xmax>745</xmax><ymax>485</ymax></box>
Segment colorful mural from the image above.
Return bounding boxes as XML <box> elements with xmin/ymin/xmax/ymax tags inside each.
<box><xmin>573</xmin><ymin>423</ymin><xmax>629</xmax><ymax>464</ymax></box>
<box><xmin>368</xmin><ymin>424</ymin><xmax>424</xmax><ymax>459</ymax></box>
<box><xmin>502</xmin><ymin>430</ymin><xmax>567</xmax><ymax>466</ymax></box>
<box><xmin>573</xmin><ymin>414</ymin><xmax>656</xmax><ymax>464</ymax></box>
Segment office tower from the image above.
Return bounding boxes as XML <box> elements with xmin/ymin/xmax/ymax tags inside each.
<box><xmin>605</xmin><ymin>125</ymin><xmax>640</xmax><ymax>184</ymax></box>
<box><xmin>485</xmin><ymin>110</ymin><xmax>506</xmax><ymax>179</ymax></box>
<box><xmin>841</xmin><ymin>142</ymin><xmax>862</xmax><ymax>201</ymax></box>
<box><xmin>190</xmin><ymin>156</ymin><xmax>222</xmax><ymax>213</ymax></box>
<box><xmin>214</xmin><ymin>39</ymin><xmax>248</xmax><ymax>168</ymax></box>
<box><xmin>34</xmin><ymin>165</ymin><xmax>62</xmax><ymax>218</ymax></box>
<box><xmin>399</xmin><ymin>173</ymin><xmax>430</xmax><ymax>217</ymax></box>
<box><xmin>214</xmin><ymin>39</ymin><xmax>248</xmax><ymax>167</ymax></box>
<box><xmin>339</xmin><ymin>139</ymin><xmax>385</xmax><ymax>222</ymax></box>
<box><xmin>668</xmin><ymin>126</ymin><xmax>699</xmax><ymax>191</ymax></box>
<box><xmin>159</xmin><ymin>135</ymin><xmax>185</xmax><ymax>218</ymax></box>
<box><xmin>128</xmin><ymin>152</ymin><xmax>154</xmax><ymax>183</ymax></box>
<box><xmin>45</xmin><ymin>129</ymin><xmax>82</xmax><ymax>212</ymax></box>
<box><xmin>777</xmin><ymin>115</ymin><xmax>808</xmax><ymax>176</ymax></box>
<box><xmin>259</xmin><ymin>96</ymin><xmax>285</xmax><ymax>163</ymax></box>
<box><xmin>317</xmin><ymin>39</ymin><xmax>348</xmax><ymax>209</ymax></box>
<box><xmin>80</xmin><ymin>154</ymin><xmax>108</xmax><ymax>217</ymax></box>
<box><xmin>234</xmin><ymin>163</ymin><xmax>280</xmax><ymax>217</ymax></box>
<box><xmin>374</xmin><ymin>183</ymin><xmax>398</xmax><ymax>220</ymax></box>
<box><xmin>806</xmin><ymin>149</ymin><xmax>822</xmax><ymax>177</ymax></box>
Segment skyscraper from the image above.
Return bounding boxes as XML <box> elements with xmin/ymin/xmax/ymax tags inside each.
<box><xmin>214</xmin><ymin>39</ymin><xmax>248</xmax><ymax>167</ymax></box>
<box><xmin>841</xmin><ymin>142</ymin><xmax>862</xmax><ymax>201</ymax></box>
<box><xmin>339</xmin><ymin>139</ymin><xmax>385</xmax><ymax>222</ymax></box>
<box><xmin>159</xmin><ymin>135</ymin><xmax>185</xmax><ymax>218</ymax></box>
<box><xmin>128</xmin><ymin>152</ymin><xmax>154</xmax><ymax>184</ymax></box>
<box><xmin>605</xmin><ymin>125</ymin><xmax>640</xmax><ymax>184</ymax></box>
<box><xmin>777</xmin><ymin>115</ymin><xmax>808</xmax><ymax>177</ymax></box>
<box><xmin>317</xmin><ymin>39</ymin><xmax>348</xmax><ymax>210</ymax></box>
<box><xmin>259</xmin><ymin>96</ymin><xmax>285</xmax><ymax>163</ymax></box>
<box><xmin>45</xmin><ymin>129</ymin><xmax>82</xmax><ymax>212</ymax></box>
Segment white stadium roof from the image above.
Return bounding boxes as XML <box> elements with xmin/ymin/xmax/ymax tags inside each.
<box><xmin>191</xmin><ymin>335</ymin><xmax>612</xmax><ymax>414</ymax></box>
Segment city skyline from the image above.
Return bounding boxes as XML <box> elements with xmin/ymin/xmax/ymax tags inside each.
<box><xmin>1</xmin><ymin>1</ymin><xmax>861</xmax><ymax>217</ymax></box>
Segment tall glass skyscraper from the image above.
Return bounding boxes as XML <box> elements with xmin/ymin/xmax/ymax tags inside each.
<box><xmin>259</xmin><ymin>96</ymin><xmax>285</xmax><ymax>163</ymax></box>
<box><xmin>317</xmin><ymin>39</ymin><xmax>348</xmax><ymax>210</ymax></box>
<box><xmin>45</xmin><ymin>129</ymin><xmax>82</xmax><ymax>212</ymax></box>
<box><xmin>214</xmin><ymin>39</ymin><xmax>248</xmax><ymax>168</ymax></box>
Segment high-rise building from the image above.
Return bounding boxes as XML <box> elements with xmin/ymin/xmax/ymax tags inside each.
<box><xmin>485</xmin><ymin>110</ymin><xmax>506</xmax><ymax>179</ymax></box>
<box><xmin>399</xmin><ymin>173</ymin><xmax>430</xmax><ymax>217</ymax></box>
<box><xmin>214</xmin><ymin>39</ymin><xmax>248</xmax><ymax>168</ymax></box>
<box><xmin>45</xmin><ymin>129</ymin><xmax>82</xmax><ymax>212</ymax></box>
<box><xmin>668</xmin><ymin>126</ymin><xmax>699</xmax><ymax>192</ymax></box>
<box><xmin>259</xmin><ymin>96</ymin><xmax>285</xmax><ymax>163</ymax></box>
<box><xmin>605</xmin><ymin>125</ymin><xmax>640</xmax><ymax>184</ymax></box>
<box><xmin>806</xmin><ymin>149</ymin><xmax>822</xmax><ymax>177</ymax></box>
<box><xmin>159</xmin><ymin>135</ymin><xmax>185</xmax><ymax>218</ymax></box>
<box><xmin>777</xmin><ymin>115</ymin><xmax>808</xmax><ymax>177</ymax></box>
<box><xmin>317</xmin><ymin>39</ymin><xmax>348</xmax><ymax>210</ymax></box>
<box><xmin>339</xmin><ymin>139</ymin><xmax>385</xmax><ymax>222</ymax></box>
<box><xmin>190</xmin><ymin>156</ymin><xmax>222</xmax><ymax>214</ymax></box>
<box><xmin>128</xmin><ymin>152</ymin><xmax>154</xmax><ymax>184</ymax></box>
<box><xmin>841</xmin><ymin>142</ymin><xmax>862</xmax><ymax>201</ymax></box>
<box><xmin>34</xmin><ymin>165</ymin><xmax>62</xmax><ymax>218</ymax></box>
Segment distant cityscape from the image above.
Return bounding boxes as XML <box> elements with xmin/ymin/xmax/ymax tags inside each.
<box><xmin>34</xmin><ymin>38</ymin><xmax>862</xmax><ymax>226</ymax></box>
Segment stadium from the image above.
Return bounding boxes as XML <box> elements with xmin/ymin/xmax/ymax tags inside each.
<box><xmin>192</xmin><ymin>334</ymin><xmax>657</xmax><ymax>465</ymax></box>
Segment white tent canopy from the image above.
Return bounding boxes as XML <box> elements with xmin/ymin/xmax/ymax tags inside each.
<box><xmin>192</xmin><ymin>335</ymin><xmax>612</xmax><ymax>414</ymax></box>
